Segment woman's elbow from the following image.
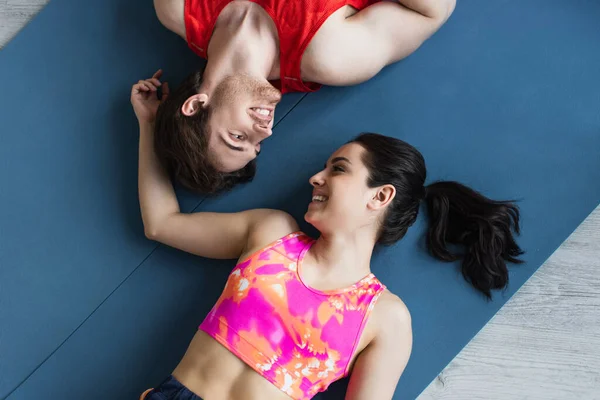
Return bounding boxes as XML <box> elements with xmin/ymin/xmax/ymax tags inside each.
<box><xmin>144</xmin><ymin>225</ymin><xmax>161</xmax><ymax>241</ymax></box>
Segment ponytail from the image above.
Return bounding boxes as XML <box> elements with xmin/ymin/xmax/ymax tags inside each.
<box><xmin>424</xmin><ymin>181</ymin><xmax>524</xmax><ymax>299</ymax></box>
<box><xmin>350</xmin><ymin>132</ymin><xmax>524</xmax><ymax>299</ymax></box>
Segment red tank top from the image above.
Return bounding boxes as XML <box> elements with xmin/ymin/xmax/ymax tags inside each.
<box><xmin>184</xmin><ymin>0</ymin><xmax>379</xmax><ymax>93</ymax></box>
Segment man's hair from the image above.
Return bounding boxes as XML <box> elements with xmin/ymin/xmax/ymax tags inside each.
<box><xmin>154</xmin><ymin>69</ymin><xmax>256</xmax><ymax>194</ymax></box>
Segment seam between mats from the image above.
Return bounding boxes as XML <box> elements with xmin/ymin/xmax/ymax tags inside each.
<box><xmin>4</xmin><ymin>92</ymin><xmax>311</xmax><ymax>399</ymax></box>
<box><xmin>274</xmin><ymin>93</ymin><xmax>309</xmax><ymax>124</ymax></box>
<box><xmin>2</xmin><ymin>245</ymin><xmax>163</xmax><ymax>400</ymax></box>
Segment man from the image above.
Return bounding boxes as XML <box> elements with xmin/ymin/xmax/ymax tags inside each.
<box><xmin>149</xmin><ymin>0</ymin><xmax>456</xmax><ymax>193</ymax></box>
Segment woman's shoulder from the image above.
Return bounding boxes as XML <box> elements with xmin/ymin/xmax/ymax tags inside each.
<box><xmin>373</xmin><ymin>290</ymin><xmax>412</xmax><ymax>333</ymax></box>
<box><xmin>239</xmin><ymin>209</ymin><xmax>302</xmax><ymax>260</ymax></box>
<box><xmin>353</xmin><ymin>288</ymin><xmax>412</xmax><ymax>367</ymax></box>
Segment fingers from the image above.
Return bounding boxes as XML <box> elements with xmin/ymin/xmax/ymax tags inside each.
<box><xmin>132</xmin><ymin>81</ymin><xmax>147</xmax><ymax>95</ymax></box>
<box><xmin>161</xmin><ymin>82</ymin><xmax>170</xmax><ymax>102</ymax></box>
<box><xmin>137</xmin><ymin>79</ymin><xmax>160</xmax><ymax>92</ymax></box>
<box><xmin>142</xmin><ymin>81</ymin><xmax>158</xmax><ymax>91</ymax></box>
<box><xmin>131</xmin><ymin>71</ymin><xmax>164</xmax><ymax>95</ymax></box>
<box><xmin>148</xmin><ymin>78</ymin><xmax>162</xmax><ymax>88</ymax></box>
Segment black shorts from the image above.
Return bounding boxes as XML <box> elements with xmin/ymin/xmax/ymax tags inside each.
<box><xmin>141</xmin><ymin>375</ymin><xmax>203</xmax><ymax>400</ymax></box>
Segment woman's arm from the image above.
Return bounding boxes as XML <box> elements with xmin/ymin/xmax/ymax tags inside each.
<box><xmin>345</xmin><ymin>293</ymin><xmax>413</xmax><ymax>400</ymax></box>
<box><xmin>132</xmin><ymin>71</ymin><xmax>298</xmax><ymax>259</ymax></box>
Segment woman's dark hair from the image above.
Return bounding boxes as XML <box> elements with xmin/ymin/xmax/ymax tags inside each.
<box><xmin>154</xmin><ymin>69</ymin><xmax>256</xmax><ymax>194</ymax></box>
<box><xmin>351</xmin><ymin>133</ymin><xmax>524</xmax><ymax>299</ymax></box>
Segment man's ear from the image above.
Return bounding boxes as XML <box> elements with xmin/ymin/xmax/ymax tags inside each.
<box><xmin>181</xmin><ymin>93</ymin><xmax>209</xmax><ymax>116</ymax></box>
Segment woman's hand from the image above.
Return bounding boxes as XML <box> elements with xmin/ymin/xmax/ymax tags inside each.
<box><xmin>131</xmin><ymin>69</ymin><xmax>169</xmax><ymax>124</ymax></box>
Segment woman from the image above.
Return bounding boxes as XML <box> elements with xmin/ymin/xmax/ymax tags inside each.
<box><xmin>132</xmin><ymin>72</ymin><xmax>523</xmax><ymax>400</ymax></box>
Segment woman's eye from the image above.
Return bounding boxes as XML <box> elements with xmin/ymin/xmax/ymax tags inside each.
<box><xmin>333</xmin><ymin>165</ymin><xmax>345</xmax><ymax>172</ymax></box>
<box><xmin>230</xmin><ymin>133</ymin><xmax>245</xmax><ymax>141</ymax></box>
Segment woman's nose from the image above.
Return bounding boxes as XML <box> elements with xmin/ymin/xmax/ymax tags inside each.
<box><xmin>310</xmin><ymin>171</ymin><xmax>325</xmax><ymax>187</ymax></box>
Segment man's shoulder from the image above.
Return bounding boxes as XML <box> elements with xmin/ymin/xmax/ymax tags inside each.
<box><xmin>154</xmin><ymin>0</ymin><xmax>186</xmax><ymax>39</ymax></box>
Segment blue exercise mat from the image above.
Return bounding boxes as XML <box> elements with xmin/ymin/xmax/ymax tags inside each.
<box><xmin>3</xmin><ymin>0</ymin><xmax>600</xmax><ymax>399</ymax></box>
<box><xmin>0</xmin><ymin>0</ymin><xmax>303</xmax><ymax>398</ymax></box>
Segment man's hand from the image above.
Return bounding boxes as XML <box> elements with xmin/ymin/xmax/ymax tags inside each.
<box><xmin>131</xmin><ymin>69</ymin><xmax>170</xmax><ymax>124</ymax></box>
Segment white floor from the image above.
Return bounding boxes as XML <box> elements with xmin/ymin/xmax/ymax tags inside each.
<box><xmin>2</xmin><ymin>2</ymin><xmax>599</xmax><ymax>398</ymax></box>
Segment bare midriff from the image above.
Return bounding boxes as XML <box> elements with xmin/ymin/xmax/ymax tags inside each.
<box><xmin>171</xmin><ymin>330</ymin><xmax>294</xmax><ymax>400</ymax></box>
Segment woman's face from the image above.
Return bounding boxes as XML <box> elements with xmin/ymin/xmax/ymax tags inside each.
<box><xmin>305</xmin><ymin>143</ymin><xmax>393</xmax><ymax>236</ymax></box>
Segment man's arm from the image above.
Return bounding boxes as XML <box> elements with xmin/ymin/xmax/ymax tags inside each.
<box><xmin>154</xmin><ymin>0</ymin><xmax>187</xmax><ymax>39</ymax></box>
<box><xmin>396</xmin><ymin>0</ymin><xmax>455</xmax><ymax>20</ymax></box>
<box><xmin>312</xmin><ymin>0</ymin><xmax>456</xmax><ymax>86</ymax></box>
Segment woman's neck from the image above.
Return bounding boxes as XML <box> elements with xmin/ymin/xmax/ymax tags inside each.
<box><xmin>303</xmin><ymin>229</ymin><xmax>378</xmax><ymax>289</ymax></box>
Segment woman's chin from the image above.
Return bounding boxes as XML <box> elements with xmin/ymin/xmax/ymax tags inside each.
<box><xmin>304</xmin><ymin>211</ymin><xmax>319</xmax><ymax>228</ymax></box>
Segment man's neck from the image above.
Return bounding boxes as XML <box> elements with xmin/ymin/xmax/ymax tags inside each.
<box><xmin>200</xmin><ymin>3</ymin><xmax>280</xmax><ymax>94</ymax></box>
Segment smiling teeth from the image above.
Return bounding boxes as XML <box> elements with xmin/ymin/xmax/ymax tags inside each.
<box><xmin>256</xmin><ymin>108</ymin><xmax>270</xmax><ymax>115</ymax></box>
<box><xmin>312</xmin><ymin>195</ymin><xmax>328</xmax><ymax>202</ymax></box>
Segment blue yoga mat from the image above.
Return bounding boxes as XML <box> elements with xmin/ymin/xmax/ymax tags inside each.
<box><xmin>2</xmin><ymin>0</ymin><xmax>600</xmax><ymax>399</ymax></box>
<box><xmin>0</xmin><ymin>0</ymin><xmax>303</xmax><ymax>398</ymax></box>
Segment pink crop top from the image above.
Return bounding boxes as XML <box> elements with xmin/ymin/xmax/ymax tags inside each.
<box><xmin>199</xmin><ymin>232</ymin><xmax>386</xmax><ymax>399</ymax></box>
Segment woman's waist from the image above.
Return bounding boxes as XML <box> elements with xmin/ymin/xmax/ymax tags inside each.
<box><xmin>172</xmin><ymin>330</ymin><xmax>293</xmax><ymax>400</ymax></box>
